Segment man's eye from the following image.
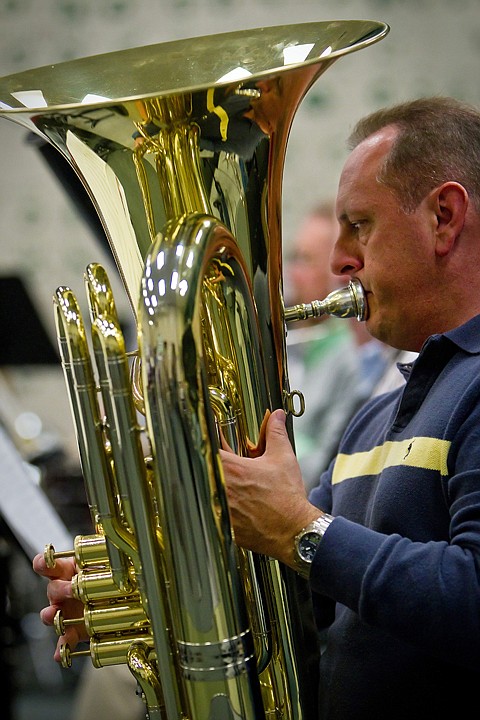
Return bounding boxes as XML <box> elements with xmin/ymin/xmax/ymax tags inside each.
<box><xmin>350</xmin><ymin>220</ymin><xmax>366</xmax><ymax>232</ymax></box>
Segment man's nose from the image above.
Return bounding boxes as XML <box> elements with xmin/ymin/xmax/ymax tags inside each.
<box><xmin>330</xmin><ymin>238</ymin><xmax>363</xmax><ymax>276</ymax></box>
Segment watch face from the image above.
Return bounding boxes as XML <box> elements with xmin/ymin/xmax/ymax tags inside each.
<box><xmin>298</xmin><ymin>531</ymin><xmax>321</xmax><ymax>562</ymax></box>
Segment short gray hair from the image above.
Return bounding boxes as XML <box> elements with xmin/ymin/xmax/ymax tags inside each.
<box><xmin>348</xmin><ymin>96</ymin><xmax>480</xmax><ymax>213</ymax></box>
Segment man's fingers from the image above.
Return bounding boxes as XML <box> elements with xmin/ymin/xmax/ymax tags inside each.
<box><xmin>219</xmin><ymin>426</ymin><xmax>235</xmax><ymax>453</ymax></box>
<box><xmin>54</xmin><ymin>624</ymin><xmax>87</xmax><ymax>662</ymax></box>
<box><xmin>246</xmin><ymin>408</ymin><xmax>271</xmax><ymax>457</ymax></box>
<box><xmin>33</xmin><ymin>553</ymin><xmax>77</xmax><ymax>581</ymax></box>
<box><xmin>46</xmin><ymin>578</ymin><xmax>74</xmax><ymax>605</ymax></box>
<box><xmin>39</xmin><ymin>604</ymin><xmax>59</xmax><ymax>627</ymax></box>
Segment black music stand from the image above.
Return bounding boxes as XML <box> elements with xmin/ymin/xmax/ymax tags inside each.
<box><xmin>0</xmin><ymin>276</ymin><xmax>58</xmax><ymax>365</ymax></box>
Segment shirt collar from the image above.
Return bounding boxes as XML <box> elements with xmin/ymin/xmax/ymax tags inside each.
<box><xmin>429</xmin><ymin>313</ymin><xmax>480</xmax><ymax>355</ymax></box>
<box><xmin>396</xmin><ymin>315</ymin><xmax>480</xmax><ymax>380</ymax></box>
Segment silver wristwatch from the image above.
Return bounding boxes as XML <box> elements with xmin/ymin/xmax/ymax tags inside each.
<box><xmin>294</xmin><ymin>514</ymin><xmax>334</xmax><ymax>579</ymax></box>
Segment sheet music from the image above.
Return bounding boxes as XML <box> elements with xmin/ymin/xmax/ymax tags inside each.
<box><xmin>0</xmin><ymin>425</ymin><xmax>73</xmax><ymax>559</ymax></box>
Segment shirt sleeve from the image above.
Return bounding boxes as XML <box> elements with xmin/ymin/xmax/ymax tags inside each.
<box><xmin>307</xmin><ymin>409</ymin><xmax>480</xmax><ymax>671</ymax></box>
<box><xmin>310</xmin><ymin>514</ymin><xmax>480</xmax><ymax>670</ymax></box>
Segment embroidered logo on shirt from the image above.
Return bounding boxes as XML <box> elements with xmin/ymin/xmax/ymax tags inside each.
<box><xmin>332</xmin><ymin>437</ymin><xmax>450</xmax><ymax>485</ymax></box>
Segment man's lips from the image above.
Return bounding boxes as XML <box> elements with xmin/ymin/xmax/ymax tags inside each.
<box><xmin>362</xmin><ymin>289</ymin><xmax>371</xmax><ymax>321</ymax></box>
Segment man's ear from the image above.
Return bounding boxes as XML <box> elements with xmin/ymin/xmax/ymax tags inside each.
<box><xmin>429</xmin><ymin>182</ymin><xmax>468</xmax><ymax>257</ymax></box>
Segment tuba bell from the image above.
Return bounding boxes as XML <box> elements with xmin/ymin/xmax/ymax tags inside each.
<box><xmin>0</xmin><ymin>21</ymin><xmax>387</xmax><ymax>720</ymax></box>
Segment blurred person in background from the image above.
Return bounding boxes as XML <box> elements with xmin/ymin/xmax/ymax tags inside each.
<box><xmin>285</xmin><ymin>203</ymin><xmax>416</xmax><ymax>491</ymax></box>
<box><xmin>286</xmin><ymin>203</ymin><xmax>379</xmax><ymax>490</ymax></box>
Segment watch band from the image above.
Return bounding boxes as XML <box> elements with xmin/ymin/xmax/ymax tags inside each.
<box><xmin>294</xmin><ymin>513</ymin><xmax>334</xmax><ymax>579</ymax></box>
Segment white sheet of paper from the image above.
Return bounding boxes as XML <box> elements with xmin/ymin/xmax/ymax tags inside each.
<box><xmin>0</xmin><ymin>425</ymin><xmax>73</xmax><ymax>559</ymax></box>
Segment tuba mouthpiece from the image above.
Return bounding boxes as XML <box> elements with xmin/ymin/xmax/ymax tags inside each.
<box><xmin>284</xmin><ymin>277</ymin><xmax>367</xmax><ymax>324</ymax></box>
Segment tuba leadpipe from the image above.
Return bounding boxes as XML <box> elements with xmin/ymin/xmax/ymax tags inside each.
<box><xmin>0</xmin><ymin>21</ymin><xmax>387</xmax><ymax>720</ymax></box>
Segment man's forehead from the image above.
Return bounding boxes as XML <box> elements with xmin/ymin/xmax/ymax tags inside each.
<box><xmin>336</xmin><ymin>127</ymin><xmax>397</xmax><ymax>210</ymax></box>
<box><xmin>345</xmin><ymin>125</ymin><xmax>397</xmax><ymax>172</ymax></box>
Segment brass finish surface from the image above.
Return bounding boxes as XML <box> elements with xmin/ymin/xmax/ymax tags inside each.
<box><xmin>0</xmin><ymin>20</ymin><xmax>386</xmax><ymax>720</ymax></box>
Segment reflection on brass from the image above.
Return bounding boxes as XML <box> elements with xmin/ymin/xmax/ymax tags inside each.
<box><xmin>0</xmin><ymin>21</ymin><xmax>387</xmax><ymax>720</ymax></box>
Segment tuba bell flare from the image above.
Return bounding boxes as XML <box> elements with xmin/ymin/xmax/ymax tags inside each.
<box><xmin>0</xmin><ymin>21</ymin><xmax>387</xmax><ymax>720</ymax></box>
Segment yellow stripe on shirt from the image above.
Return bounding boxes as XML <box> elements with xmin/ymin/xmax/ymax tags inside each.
<box><xmin>332</xmin><ymin>437</ymin><xmax>451</xmax><ymax>485</ymax></box>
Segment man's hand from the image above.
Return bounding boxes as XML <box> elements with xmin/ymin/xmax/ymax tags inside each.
<box><xmin>32</xmin><ymin>552</ymin><xmax>87</xmax><ymax>662</ymax></box>
<box><xmin>245</xmin><ymin>408</ymin><xmax>270</xmax><ymax>457</ymax></box>
<box><xmin>220</xmin><ymin>408</ymin><xmax>321</xmax><ymax>567</ymax></box>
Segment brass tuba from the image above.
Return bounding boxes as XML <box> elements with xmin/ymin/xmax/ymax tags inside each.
<box><xmin>0</xmin><ymin>21</ymin><xmax>387</xmax><ymax>720</ymax></box>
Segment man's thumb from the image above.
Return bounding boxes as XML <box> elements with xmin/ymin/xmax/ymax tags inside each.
<box><xmin>265</xmin><ymin>408</ymin><xmax>288</xmax><ymax>448</ymax></box>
